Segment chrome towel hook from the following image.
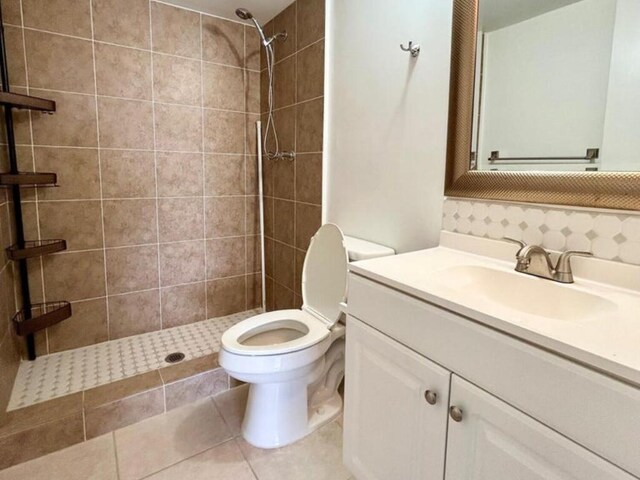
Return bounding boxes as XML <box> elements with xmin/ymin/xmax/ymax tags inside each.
<box><xmin>400</xmin><ymin>41</ymin><xmax>420</xmax><ymax>57</ymax></box>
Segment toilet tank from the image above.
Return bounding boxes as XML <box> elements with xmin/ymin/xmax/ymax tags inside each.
<box><xmin>343</xmin><ymin>236</ymin><xmax>395</xmax><ymax>262</ymax></box>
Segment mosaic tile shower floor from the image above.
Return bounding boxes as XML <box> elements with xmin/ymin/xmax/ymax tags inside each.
<box><xmin>8</xmin><ymin>310</ymin><xmax>260</xmax><ymax>411</ymax></box>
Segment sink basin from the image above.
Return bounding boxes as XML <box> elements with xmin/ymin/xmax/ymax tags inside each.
<box><xmin>437</xmin><ymin>265</ymin><xmax>617</xmax><ymax>322</ymax></box>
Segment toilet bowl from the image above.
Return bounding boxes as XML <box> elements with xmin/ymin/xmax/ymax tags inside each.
<box><xmin>219</xmin><ymin>224</ymin><xmax>394</xmax><ymax>449</ymax></box>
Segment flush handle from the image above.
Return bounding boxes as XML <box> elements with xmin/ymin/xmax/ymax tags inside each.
<box><xmin>424</xmin><ymin>390</ymin><xmax>437</xmax><ymax>405</ymax></box>
<box><xmin>449</xmin><ymin>406</ymin><xmax>463</xmax><ymax>422</ymax></box>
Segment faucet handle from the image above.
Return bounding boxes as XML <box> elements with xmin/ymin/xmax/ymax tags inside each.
<box><xmin>555</xmin><ymin>250</ymin><xmax>593</xmax><ymax>273</ymax></box>
<box><xmin>503</xmin><ymin>237</ymin><xmax>526</xmax><ymax>250</ymax></box>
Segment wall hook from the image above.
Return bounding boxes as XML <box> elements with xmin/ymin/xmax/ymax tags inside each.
<box><xmin>400</xmin><ymin>41</ymin><xmax>420</xmax><ymax>57</ymax></box>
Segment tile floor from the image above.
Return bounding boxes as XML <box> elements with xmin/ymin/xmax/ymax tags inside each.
<box><xmin>9</xmin><ymin>310</ymin><xmax>259</xmax><ymax>410</ymax></box>
<box><xmin>0</xmin><ymin>385</ymin><xmax>354</xmax><ymax>480</ymax></box>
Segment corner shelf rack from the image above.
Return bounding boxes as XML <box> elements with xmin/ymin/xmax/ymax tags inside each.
<box><xmin>0</xmin><ymin>6</ymin><xmax>70</xmax><ymax>360</ymax></box>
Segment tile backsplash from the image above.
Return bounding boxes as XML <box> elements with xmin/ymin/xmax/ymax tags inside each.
<box><xmin>442</xmin><ymin>198</ymin><xmax>640</xmax><ymax>265</ymax></box>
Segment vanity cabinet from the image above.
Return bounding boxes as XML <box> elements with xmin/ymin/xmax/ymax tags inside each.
<box><xmin>344</xmin><ymin>305</ymin><xmax>637</xmax><ymax>480</ymax></box>
<box><xmin>344</xmin><ymin>318</ymin><xmax>450</xmax><ymax>480</ymax></box>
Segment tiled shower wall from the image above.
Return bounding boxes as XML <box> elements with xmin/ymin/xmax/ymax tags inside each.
<box><xmin>1</xmin><ymin>0</ymin><xmax>262</xmax><ymax>357</ymax></box>
<box><xmin>443</xmin><ymin>198</ymin><xmax>640</xmax><ymax>265</ymax></box>
<box><xmin>261</xmin><ymin>0</ymin><xmax>325</xmax><ymax>310</ymax></box>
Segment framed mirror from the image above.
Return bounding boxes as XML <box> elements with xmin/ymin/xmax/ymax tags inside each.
<box><xmin>445</xmin><ymin>0</ymin><xmax>640</xmax><ymax>210</ymax></box>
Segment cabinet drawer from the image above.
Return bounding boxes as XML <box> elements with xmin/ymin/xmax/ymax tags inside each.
<box><xmin>349</xmin><ymin>273</ymin><xmax>640</xmax><ymax>476</ymax></box>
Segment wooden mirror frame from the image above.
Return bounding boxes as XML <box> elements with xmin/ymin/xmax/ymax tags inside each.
<box><xmin>444</xmin><ymin>0</ymin><xmax>640</xmax><ymax>211</ymax></box>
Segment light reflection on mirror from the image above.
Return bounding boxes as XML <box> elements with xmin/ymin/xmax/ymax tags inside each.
<box><xmin>472</xmin><ymin>0</ymin><xmax>640</xmax><ymax>172</ymax></box>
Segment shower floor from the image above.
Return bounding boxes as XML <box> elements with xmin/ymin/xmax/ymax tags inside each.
<box><xmin>7</xmin><ymin>309</ymin><xmax>260</xmax><ymax>411</ymax></box>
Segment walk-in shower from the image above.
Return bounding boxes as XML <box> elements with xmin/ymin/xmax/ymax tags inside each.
<box><xmin>235</xmin><ymin>7</ymin><xmax>294</xmax><ymax>161</ymax></box>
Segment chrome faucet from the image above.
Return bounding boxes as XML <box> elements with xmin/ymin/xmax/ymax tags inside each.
<box><xmin>504</xmin><ymin>238</ymin><xmax>592</xmax><ymax>284</ymax></box>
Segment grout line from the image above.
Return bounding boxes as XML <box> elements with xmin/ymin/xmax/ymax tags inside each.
<box><xmin>112</xmin><ymin>432</ymin><xmax>122</xmax><ymax>480</ymax></box>
<box><xmin>88</xmin><ymin>0</ymin><xmax>112</xmax><ymax>342</ymax></box>
<box><xmin>148</xmin><ymin>0</ymin><xmax>163</xmax><ymax>330</ymax></box>
<box><xmin>81</xmin><ymin>390</ymin><xmax>87</xmax><ymax>441</ymax></box>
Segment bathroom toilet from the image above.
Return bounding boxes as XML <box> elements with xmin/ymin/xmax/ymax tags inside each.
<box><xmin>219</xmin><ymin>224</ymin><xmax>394</xmax><ymax>449</ymax></box>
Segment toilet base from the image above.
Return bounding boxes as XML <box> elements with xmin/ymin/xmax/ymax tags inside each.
<box><xmin>241</xmin><ymin>382</ymin><xmax>342</xmax><ymax>449</ymax></box>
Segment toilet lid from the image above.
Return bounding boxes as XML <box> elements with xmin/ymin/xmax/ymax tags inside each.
<box><xmin>302</xmin><ymin>224</ymin><xmax>348</xmax><ymax>328</ymax></box>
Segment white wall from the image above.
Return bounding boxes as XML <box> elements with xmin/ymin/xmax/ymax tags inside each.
<box><xmin>324</xmin><ymin>0</ymin><xmax>453</xmax><ymax>253</ymax></box>
<box><xmin>600</xmin><ymin>0</ymin><xmax>640</xmax><ymax>171</ymax></box>
<box><xmin>477</xmin><ymin>0</ymin><xmax>616</xmax><ymax>169</ymax></box>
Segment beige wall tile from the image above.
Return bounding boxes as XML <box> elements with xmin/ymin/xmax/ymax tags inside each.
<box><xmin>245</xmin><ymin>70</ymin><xmax>260</xmax><ymax>113</ymax></box>
<box><xmin>204</xmin><ymin>110</ymin><xmax>245</xmax><ymax>153</ymax></box>
<box><xmin>205</xmin><ymin>197</ymin><xmax>245</xmax><ymax>238</ymax></box>
<box><xmin>98</xmin><ymin>97</ymin><xmax>154</xmax><ymax>149</ymax></box>
<box><xmin>263</xmin><ymin>197</ymin><xmax>274</xmax><ymax>238</ymax></box>
<box><xmin>295</xmin><ymin>153</ymin><xmax>322</xmax><ymax>204</ymax></box>
<box><xmin>42</xmin><ymin>251</ymin><xmax>106</xmax><ymax>301</ymax></box>
<box><xmin>47</xmin><ymin>298</ymin><xmax>108</xmax><ymax>353</ymax></box>
<box><xmin>92</xmin><ymin>0</ymin><xmax>150</xmax><ymax>49</ymax></box>
<box><xmin>272</xmin><ymin>157</ymin><xmax>294</xmax><ymax>200</ymax></box>
<box><xmin>207</xmin><ymin>276</ymin><xmax>245</xmax><ymax>317</ymax></box>
<box><xmin>35</xmin><ymin>148</ymin><xmax>101</xmax><ymax>201</ymax></box>
<box><xmin>274</xmin><ymin>2</ymin><xmax>296</xmax><ymax>62</ymax></box>
<box><xmin>206</xmin><ymin>237</ymin><xmax>245</xmax><ymax>279</ymax></box>
<box><xmin>273</xmin><ymin>282</ymin><xmax>294</xmax><ymax>310</ymax></box>
<box><xmin>203</xmin><ymin>62</ymin><xmax>244</xmax><ymax>111</ymax></box>
<box><xmin>274</xmin><ymin>55</ymin><xmax>296</xmax><ymax>109</ymax></box>
<box><xmin>30</xmin><ymin>89</ymin><xmax>98</xmax><ymax>147</ymax></box>
<box><xmin>156</xmin><ymin>152</ymin><xmax>203</xmax><ymax>197</ymax></box>
<box><xmin>103</xmin><ymin>199</ymin><xmax>157</xmax><ymax>247</ymax></box>
<box><xmin>295</xmin><ymin>202</ymin><xmax>321</xmax><ymax>250</ymax></box>
<box><xmin>108</xmin><ymin>289</ymin><xmax>161</xmax><ymax>339</ymax></box>
<box><xmin>5</xmin><ymin>26</ymin><xmax>26</xmax><ymax>86</ymax></box>
<box><xmin>158</xmin><ymin>197</ymin><xmax>204</xmax><ymax>242</ymax></box>
<box><xmin>297</xmin><ymin>0</ymin><xmax>325</xmax><ymax>50</ymax></box>
<box><xmin>245</xmin><ymin>25</ymin><xmax>261</xmax><ymax>71</ymax></box>
<box><xmin>273</xmin><ymin>241</ymin><xmax>294</xmax><ymax>290</ymax></box>
<box><xmin>38</xmin><ymin>200</ymin><xmax>104</xmax><ymax>251</ymax></box>
<box><xmin>296</xmin><ymin>40</ymin><xmax>324</xmax><ymax>102</ymax></box>
<box><xmin>245</xmin><ymin>114</ymin><xmax>260</xmax><ymax>154</ymax></box>
<box><xmin>153</xmin><ymin>54</ymin><xmax>201</xmax><ymax>106</ymax></box>
<box><xmin>273</xmin><ymin>199</ymin><xmax>294</xmax><ymax>244</ymax></box>
<box><xmin>164</xmin><ymin>369</ymin><xmax>228</xmax><ymax>411</ymax></box>
<box><xmin>294</xmin><ymin>248</ymin><xmax>305</xmax><ymax>294</ymax></box>
<box><xmin>245</xmin><ymin>196</ymin><xmax>260</xmax><ymax>236</ymax></box>
<box><xmin>151</xmin><ymin>2</ymin><xmax>201</xmax><ymax>59</ymax></box>
<box><xmin>296</xmin><ymin>97</ymin><xmax>323</xmax><ymax>152</ymax></box>
<box><xmin>159</xmin><ymin>240</ymin><xmax>205</xmax><ymax>286</ymax></box>
<box><xmin>202</xmin><ymin>16</ymin><xmax>244</xmax><ymax>67</ymax></box>
<box><xmin>100</xmin><ymin>150</ymin><xmax>156</xmax><ymax>199</ymax></box>
<box><xmin>22</xmin><ymin>0</ymin><xmax>93</xmax><ymax>38</ymax></box>
<box><xmin>2</xmin><ymin>0</ymin><xmax>22</xmax><ymax>25</ymax></box>
<box><xmin>154</xmin><ymin>103</ymin><xmax>202</xmax><ymax>152</ymax></box>
<box><xmin>25</xmin><ymin>30</ymin><xmax>95</xmax><ymax>94</ymax></box>
<box><xmin>245</xmin><ymin>156</ymin><xmax>258</xmax><ymax>195</ymax></box>
<box><xmin>204</xmin><ymin>154</ymin><xmax>245</xmax><ymax>196</ymax></box>
<box><xmin>160</xmin><ymin>282</ymin><xmax>206</xmax><ymax>327</ymax></box>
<box><xmin>245</xmin><ymin>234</ymin><xmax>261</xmax><ymax>273</ymax></box>
<box><xmin>95</xmin><ymin>43</ymin><xmax>152</xmax><ymax>100</ymax></box>
<box><xmin>246</xmin><ymin>273</ymin><xmax>262</xmax><ymax>309</ymax></box>
<box><xmin>105</xmin><ymin>245</ymin><xmax>159</xmax><ymax>295</ymax></box>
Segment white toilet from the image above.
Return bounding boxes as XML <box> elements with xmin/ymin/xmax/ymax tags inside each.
<box><xmin>219</xmin><ymin>224</ymin><xmax>394</xmax><ymax>449</ymax></box>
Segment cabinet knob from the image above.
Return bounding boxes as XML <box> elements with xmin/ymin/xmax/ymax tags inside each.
<box><xmin>449</xmin><ymin>406</ymin><xmax>463</xmax><ymax>422</ymax></box>
<box><xmin>424</xmin><ymin>390</ymin><xmax>437</xmax><ymax>405</ymax></box>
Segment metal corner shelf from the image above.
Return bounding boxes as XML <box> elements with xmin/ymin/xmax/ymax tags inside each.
<box><xmin>0</xmin><ymin>91</ymin><xmax>56</xmax><ymax>112</ymax></box>
<box><xmin>12</xmin><ymin>301</ymin><xmax>72</xmax><ymax>337</ymax></box>
<box><xmin>7</xmin><ymin>239</ymin><xmax>67</xmax><ymax>261</ymax></box>
<box><xmin>0</xmin><ymin>171</ymin><xmax>57</xmax><ymax>187</ymax></box>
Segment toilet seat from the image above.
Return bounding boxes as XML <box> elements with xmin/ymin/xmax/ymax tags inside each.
<box><xmin>221</xmin><ymin>309</ymin><xmax>331</xmax><ymax>356</ymax></box>
<box><xmin>222</xmin><ymin>224</ymin><xmax>349</xmax><ymax>357</ymax></box>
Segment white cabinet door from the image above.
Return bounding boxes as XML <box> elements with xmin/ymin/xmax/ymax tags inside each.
<box><xmin>445</xmin><ymin>375</ymin><xmax>634</xmax><ymax>480</ymax></box>
<box><xmin>344</xmin><ymin>317</ymin><xmax>451</xmax><ymax>480</ymax></box>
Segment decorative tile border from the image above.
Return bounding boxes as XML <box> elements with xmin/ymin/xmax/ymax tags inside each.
<box><xmin>8</xmin><ymin>309</ymin><xmax>260</xmax><ymax>411</ymax></box>
<box><xmin>442</xmin><ymin>198</ymin><xmax>640</xmax><ymax>265</ymax></box>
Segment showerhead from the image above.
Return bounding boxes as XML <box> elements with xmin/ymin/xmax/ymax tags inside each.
<box><xmin>235</xmin><ymin>8</ymin><xmax>253</xmax><ymax>20</ymax></box>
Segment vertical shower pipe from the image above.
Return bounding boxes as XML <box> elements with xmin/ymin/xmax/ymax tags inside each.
<box><xmin>0</xmin><ymin>3</ymin><xmax>35</xmax><ymax>359</ymax></box>
<box><xmin>256</xmin><ymin>121</ymin><xmax>266</xmax><ymax>310</ymax></box>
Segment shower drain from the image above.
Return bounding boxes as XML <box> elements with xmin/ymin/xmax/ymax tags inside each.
<box><xmin>164</xmin><ymin>352</ymin><xmax>186</xmax><ymax>364</ymax></box>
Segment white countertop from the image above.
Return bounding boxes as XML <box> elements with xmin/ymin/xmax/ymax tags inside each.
<box><xmin>348</xmin><ymin>231</ymin><xmax>640</xmax><ymax>386</ymax></box>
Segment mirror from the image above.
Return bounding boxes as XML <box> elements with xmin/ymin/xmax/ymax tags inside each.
<box><xmin>471</xmin><ymin>0</ymin><xmax>640</xmax><ymax>173</ymax></box>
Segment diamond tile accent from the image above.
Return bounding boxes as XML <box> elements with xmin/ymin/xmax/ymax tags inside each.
<box><xmin>7</xmin><ymin>309</ymin><xmax>261</xmax><ymax>411</ymax></box>
<box><xmin>442</xmin><ymin>198</ymin><xmax>640</xmax><ymax>265</ymax></box>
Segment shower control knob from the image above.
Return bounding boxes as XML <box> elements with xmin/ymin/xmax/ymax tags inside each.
<box><xmin>424</xmin><ymin>390</ymin><xmax>437</xmax><ymax>405</ymax></box>
<box><xmin>449</xmin><ymin>406</ymin><xmax>463</xmax><ymax>422</ymax></box>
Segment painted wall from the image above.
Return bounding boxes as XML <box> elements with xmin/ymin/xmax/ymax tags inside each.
<box><xmin>600</xmin><ymin>0</ymin><xmax>640</xmax><ymax>171</ymax></box>
<box><xmin>324</xmin><ymin>0</ymin><xmax>453</xmax><ymax>253</ymax></box>
<box><xmin>477</xmin><ymin>0</ymin><xmax>617</xmax><ymax>169</ymax></box>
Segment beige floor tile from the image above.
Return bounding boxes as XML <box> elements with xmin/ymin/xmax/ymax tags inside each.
<box><xmin>213</xmin><ymin>384</ymin><xmax>249</xmax><ymax>437</ymax></box>
<box><xmin>236</xmin><ymin>421</ymin><xmax>351</xmax><ymax>480</ymax></box>
<box><xmin>114</xmin><ymin>398</ymin><xmax>231</xmax><ymax>480</ymax></box>
<box><xmin>146</xmin><ymin>440</ymin><xmax>256</xmax><ymax>480</ymax></box>
<box><xmin>0</xmin><ymin>434</ymin><xmax>117</xmax><ymax>480</ymax></box>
